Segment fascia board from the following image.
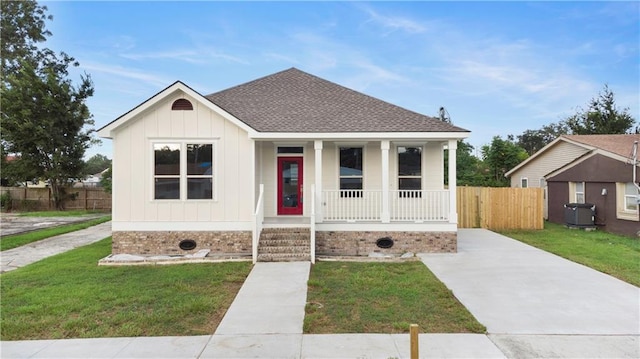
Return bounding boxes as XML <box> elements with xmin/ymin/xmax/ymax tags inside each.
<box><xmin>249</xmin><ymin>131</ymin><xmax>470</xmax><ymax>141</ymax></box>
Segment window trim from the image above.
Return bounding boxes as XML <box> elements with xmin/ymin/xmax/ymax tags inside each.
<box><xmin>569</xmin><ymin>181</ymin><xmax>585</xmax><ymax>204</ymax></box>
<box><xmin>337</xmin><ymin>145</ymin><xmax>364</xmax><ymax>196</ymax></box>
<box><xmin>521</xmin><ymin>177</ymin><xmax>528</xmax><ymax>188</ymax></box>
<box><xmin>616</xmin><ymin>182</ymin><xmax>639</xmax><ymax>221</ymax></box>
<box><xmin>151</xmin><ymin>140</ymin><xmax>217</xmax><ymax>202</ymax></box>
<box><xmin>397</xmin><ymin>145</ymin><xmax>423</xmax><ymax>193</ymax></box>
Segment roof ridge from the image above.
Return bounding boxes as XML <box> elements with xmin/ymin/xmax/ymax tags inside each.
<box><xmin>206</xmin><ymin>67</ymin><xmax>299</xmax><ymax>97</ymax></box>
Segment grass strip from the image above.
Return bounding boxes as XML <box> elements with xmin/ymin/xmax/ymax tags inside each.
<box><xmin>18</xmin><ymin>210</ymin><xmax>109</xmax><ymax>217</ymax></box>
<box><xmin>500</xmin><ymin>222</ymin><xmax>640</xmax><ymax>287</ymax></box>
<box><xmin>0</xmin><ymin>216</ymin><xmax>112</xmax><ymax>251</ymax></box>
<box><xmin>304</xmin><ymin>261</ymin><xmax>486</xmax><ymax>334</ymax></box>
<box><xmin>0</xmin><ymin>238</ymin><xmax>252</xmax><ymax>340</ymax></box>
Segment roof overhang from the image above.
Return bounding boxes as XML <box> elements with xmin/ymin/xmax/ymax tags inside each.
<box><xmin>249</xmin><ymin>131</ymin><xmax>470</xmax><ymax>141</ymax></box>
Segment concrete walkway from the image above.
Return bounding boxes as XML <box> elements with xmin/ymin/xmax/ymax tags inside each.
<box><xmin>420</xmin><ymin>228</ymin><xmax>640</xmax><ymax>358</ymax></box>
<box><xmin>214</xmin><ymin>262</ymin><xmax>310</xmax><ymax>335</ymax></box>
<box><xmin>0</xmin><ymin>221</ymin><xmax>112</xmax><ymax>273</ymax></box>
<box><xmin>2</xmin><ymin>227</ymin><xmax>639</xmax><ymax>358</ymax></box>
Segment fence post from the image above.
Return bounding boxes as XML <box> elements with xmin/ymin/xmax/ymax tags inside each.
<box><xmin>410</xmin><ymin>323</ymin><xmax>419</xmax><ymax>359</ymax></box>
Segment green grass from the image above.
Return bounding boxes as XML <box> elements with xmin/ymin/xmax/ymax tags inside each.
<box><xmin>18</xmin><ymin>210</ymin><xmax>108</xmax><ymax>217</ymax></box>
<box><xmin>0</xmin><ymin>215</ymin><xmax>112</xmax><ymax>251</ymax></box>
<box><xmin>0</xmin><ymin>238</ymin><xmax>252</xmax><ymax>340</ymax></box>
<box><xmin>304</xmin><ymin>261</ymin><xmax>486</xmax><ymax>334</ymax></box>
<box><xmin>500</xmin><ymin>222</ymin><xmax>640</xmax><ymax>287</ymax></box>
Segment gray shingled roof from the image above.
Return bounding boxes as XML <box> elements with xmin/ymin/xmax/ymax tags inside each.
<box><xmin>206</xmin><ymin>68</ymin><xmax>468</xmax><ymax>133</ymax></box>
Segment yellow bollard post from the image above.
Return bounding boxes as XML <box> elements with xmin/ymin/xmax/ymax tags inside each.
<box><xmin>410</xmin><ymin>323</ymin><xmax>419</xmax><ymax>359</ymax></box>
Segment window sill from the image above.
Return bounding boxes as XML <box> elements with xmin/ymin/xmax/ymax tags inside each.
<box><xmin>616</xmin><ymin>211</ymin><xmax>639</xmax><ymax>221</ymax></box>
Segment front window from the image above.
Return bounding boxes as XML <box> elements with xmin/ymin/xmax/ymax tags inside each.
<box><xmin>521</xmin><ymin>178</ymin><xmax>528</xmax><ymax>188</ymax></box>
<box><xmin>154</xmin><ymin>142</ymin><xmax>214</xmax><ymax>200</ymax></box>
<box><xmin>398</xmin><ymin>146</ymin><xmax>422</xmax><ymax>191</ymax></box>
<box><xmin>339</xmin><ymin>147</ymin><xmax>363</xmax><ymax>196</ymax></box>
<box><xmin>154</xmin><ymin>144</ymin><xmax>181</xmax><ymax>199</ymax></box>
<box><xmin>186</xmin><ymin>144</ymin><xmax>213</xmax><ymax>199</ymax></box>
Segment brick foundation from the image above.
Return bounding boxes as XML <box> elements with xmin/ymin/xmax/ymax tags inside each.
<box><xmin>112</xmin><ymin>231</ymin><xmax>252</xmax><ymax>255</ymax></box>
<box><xmin>315</xmin><ymin>231</ymin><xmax>457</xmax><ymax>256</ymax></box>
<box><xmin>111</xmin><ymin>230</ymin><xmax>456</xmax><ymax>257</ymax></box>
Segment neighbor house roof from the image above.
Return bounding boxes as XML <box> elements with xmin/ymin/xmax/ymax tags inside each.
<box><xmin>562</xmin><ymin>134</ymin><xmax>639</xmax><ymax>158</ymax></box>
<box><xmin>505</xmin><ymin>133</ymin><xmax>640</xmax><ymax>177</ymax></box>
<box><xmin>205</xmin><ymin>68</ymin><xmax>468</xmax><ymax>133</ymax></box>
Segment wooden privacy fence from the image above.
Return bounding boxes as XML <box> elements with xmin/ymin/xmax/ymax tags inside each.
<box><xmin>457</xmin><ymin>187</ymin><xmax>544</xmax><ymax>230</ymax></box>
<box><xmin>0</xmin><ymin>187</ymin><xmax>112</xmax><ymax>212</ymax></box>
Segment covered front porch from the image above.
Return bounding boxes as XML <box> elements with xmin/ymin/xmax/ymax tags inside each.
<box><xmin>250</xmin><ymin>138</ymin><xmax>461</xmax><ymax>263</ymax></box>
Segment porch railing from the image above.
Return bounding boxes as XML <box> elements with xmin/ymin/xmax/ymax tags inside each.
<box><xmin>321</xmin><ymin>189</ymin><xmax>449</xmax><ymax>222</ymax></box>
<box><xmin>252</xmin><ymin>184</ymin><xmax>265</xmax><ymax>264</ymax></box>
<box><xmin>390</xmin><ymin>190</ymin><xmax>449</xmax><ymax>222</ymax></box>
<box><xmin>322</xmin><ymin>190</ymin><xmax>382</xmax><ymax>221</ymax></box>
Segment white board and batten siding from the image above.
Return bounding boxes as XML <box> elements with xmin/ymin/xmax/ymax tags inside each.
<box><xmin>112</xmin><ymin>91</ymin><xmax>254</xmax><ymax>231</ymax></box>
<box><xmin>509</xmin><ymin>141</ymin><xmax>590</xmax><ymax>188</ymax></box>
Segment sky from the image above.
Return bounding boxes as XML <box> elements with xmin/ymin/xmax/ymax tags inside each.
<box><xmin>41</xmin><ymin>1</ymin><xmax>640</xmax><ymax>159</ymax></box>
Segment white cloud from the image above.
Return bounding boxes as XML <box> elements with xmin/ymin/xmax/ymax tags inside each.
<box><xmin>120</xmin><ymin>47</ymin><xmax>249</xmax><ymax>65</ymax></box>
<box><xmin>360</xmin><ymin>5</ymin><xmax>427</xmax><ymax>34</ymax></box>
<box><xmin>82</xmin><ymin>63</ymin><xmax>172</xmax><ymax>88</ymax></box>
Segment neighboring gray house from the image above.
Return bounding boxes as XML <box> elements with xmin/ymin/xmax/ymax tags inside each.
<box><xmin>98</xmin><ymin>68</ymin><xmax>470</xmax><ymax>262</ymax></box>
<box><xmin>506</xmin><ymin>134</ymin><xmax>639</xmax><ymax>236</ymax></box>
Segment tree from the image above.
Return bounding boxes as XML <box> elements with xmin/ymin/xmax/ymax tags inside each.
<box><xmin>565</xmin><ymin>85</ymin><xmax>636</xmax><ymax>135</ymax></box>
<box><xmin>1</xmin><ymin>0</ymin><xmax>51</xmax><ymax>78</ymax></box>
<box><xmin>481</xmin><ymin>136</ymin><xmax>529</xmax><ymax>187</ymax></box>
<box><xmin>516</xmin><ymin>121</ymin><xmax>569</xmax><ymax>155</ymax></box>
<box><xmin>84</xmin><ymin>154</ymin><xmax>112</xmax><ymax>175</ymax></box>
<box><xmin>0</xmin><ymin>2</ymin><xmax>96</xmax><ymax>209</ymax></box>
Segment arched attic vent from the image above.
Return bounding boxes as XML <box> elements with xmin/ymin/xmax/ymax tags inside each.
<box><xmin>171</xmin><ymin>98</ymin><xmax>193</xmax><ymax>111</ymax></box>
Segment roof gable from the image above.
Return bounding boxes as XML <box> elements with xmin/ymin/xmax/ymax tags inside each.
<box><xmin>505</xmin><ymin>134</ymin><xmax>640</xmax><ymax>177</ymax></box>
<box><xmin>206</xmin><ymin>68</ymin><xmax>469</xmax><ymax>134</ymax></box>
<box><xmin>97</xmin><ymin>81</ymin><xmax>255</xmax><ymax>139</ymax></box>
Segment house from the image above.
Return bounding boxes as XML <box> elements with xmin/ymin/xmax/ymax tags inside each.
<box><xmin>97</xmin><ymin>68</ymin><xmax>470</xmax><ymax>262</ymax></box>
<box><xmin>506</xmin><ymin>134</ymin><xmax>639</xmax><ymax>237</ymax></box>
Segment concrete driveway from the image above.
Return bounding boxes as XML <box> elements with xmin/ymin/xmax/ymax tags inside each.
<box><xmin>420</xmin><ymin>228</ymin><xmax>639</xmax><ymax>358</ymax></box>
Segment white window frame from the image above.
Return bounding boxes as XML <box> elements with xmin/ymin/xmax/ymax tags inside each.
<box><xmin>616</xmin><ymin>182</ymin><xmax>639</xmax><ymax>221</ymax></box>
<box><xmin>151</xmin><ymin>140</ymin><xmax>217</xmax><ymax>201</ymax></box>
<box><xmin>337</xmin><ymin>146</ymin><xmax>364</xmax><ymax>193</ymax></box>
<box><xmin>569</xmin><ymin>181</ymin><xmax>585</xmax><ymax>203</ymax></box>
<box><xmin>521</xmin><ymin>177</ymin><xmax>528</xmax><ymax>188</ymax></box>
<box><xmin>397</xmin><ymin>145</ymin><xmax>423</xmax><ymax>192</ymax></box>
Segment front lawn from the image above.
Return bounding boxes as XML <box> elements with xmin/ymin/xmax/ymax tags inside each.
<box><xmin>304</xmin><ymin>261</ymin><xmax>486</xmax><ymax>334</ymax></box>
<box><xmin>500</xmin><ymin>222</ymin><xmax>640</xmax><ymax>287</ymax></box>
<box><xmin>0</xmin><ymin>215</ymin><xmax>112</xmax><ymax>251</ymax></box>
<box><xmin>18</xmin><ymin>210</ymin><xmax>108</xmax><ymax>217</ymax></box>
<box><xmin>0</xmin><ymin>238</ymin><xmax>251</xmax><ymax>340</ymax></box>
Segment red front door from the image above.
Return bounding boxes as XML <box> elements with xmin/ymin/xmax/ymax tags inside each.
<box><xmin>277</xmin><ymin>157</ymin><xmax>303</xmax><ymax>215</ymax></box>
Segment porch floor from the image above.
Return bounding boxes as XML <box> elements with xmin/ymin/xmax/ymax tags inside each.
<box><xmin>263</xmin><ymin>216</ymin><xmax>311</xmax><ymax>228</ymax></box>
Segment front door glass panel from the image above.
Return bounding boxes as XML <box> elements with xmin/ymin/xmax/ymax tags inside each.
<box><xmin>278</xmin><ymin>157</ymin><xmax>303</xmax><ymax>215</ymax></box>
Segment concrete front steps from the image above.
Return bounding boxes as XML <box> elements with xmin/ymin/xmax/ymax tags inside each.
<box><xmin>257</xmin><ymin>228</ymin><xmax>310</xmax><ymax>262</ymax></box>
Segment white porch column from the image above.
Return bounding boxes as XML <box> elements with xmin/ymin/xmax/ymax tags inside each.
<box><xmin>447</xmin><ymin>139</ymin><xmax>458</xmax><ymax>224</ymax></box>
<box><xmin>381</xmin><ymin>140</ymin><xmax>390</xmax><ymax>223</ymax></box>
<box><xmin>314</xmin><ymin>140</ymin><xmax>323</xmax><ymax>223</ymax></box>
